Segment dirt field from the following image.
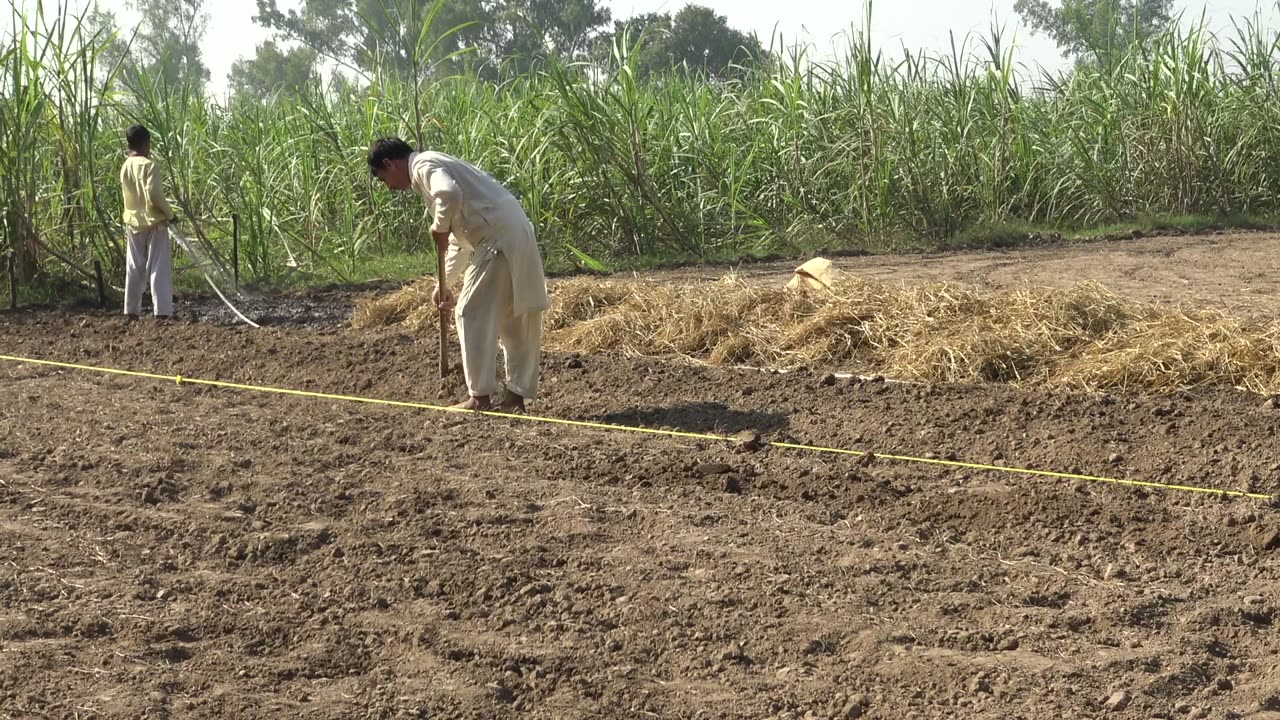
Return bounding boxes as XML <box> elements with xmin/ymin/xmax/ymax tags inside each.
<box><xmin>3</xmin><ymin>233</ymin><xmax>1280</xmax><ymax>719</ymax></box>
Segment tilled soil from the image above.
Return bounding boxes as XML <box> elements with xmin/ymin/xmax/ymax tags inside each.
<box><xmin>2</xmin><ymin>297</ymin><xmax>1280</xmax><ymax>719</ymax></box>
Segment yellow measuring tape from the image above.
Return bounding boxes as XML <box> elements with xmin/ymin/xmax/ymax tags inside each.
<box><xmin>0</xmin><ymin>353</ymin><xmax>1272</xmax><ymax>502</ymax></box>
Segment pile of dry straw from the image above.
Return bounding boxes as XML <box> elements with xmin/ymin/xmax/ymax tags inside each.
<box><xmin>352</xmin><ymin>272</ymin><xmax>1280</xmax><ymax>395</ymax></box>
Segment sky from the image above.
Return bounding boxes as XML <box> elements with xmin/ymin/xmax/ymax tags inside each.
<box><xmin>7</xmin><ymin>0</ymin><xmax>1280</xmax><ymax>97</ymax></box>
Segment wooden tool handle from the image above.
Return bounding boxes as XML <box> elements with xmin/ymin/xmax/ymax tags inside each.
<box><xmin>436</xmin><ymin>250</ymin><xmax>448</xmax><ymax>378</ymax></box>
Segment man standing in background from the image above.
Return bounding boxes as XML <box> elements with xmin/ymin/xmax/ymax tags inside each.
<box><xmin>367</xmin><ymin>137</ymin><xmax>550</xmax><ymax>412</ymax></box>
<box><xmin>120</xmin><ymin>124</ymin><xmax>176</xmax><ymax>320</ymax></box>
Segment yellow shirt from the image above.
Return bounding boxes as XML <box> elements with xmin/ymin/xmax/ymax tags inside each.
<box><xmin>120</xmin><ymin>155</ymin><xmax>175</xmax><ymax>229</ymax></box>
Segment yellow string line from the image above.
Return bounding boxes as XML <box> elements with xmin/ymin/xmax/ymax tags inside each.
<box><xmin>0</xmin><ymin>353</ymin><xmax>1271</xmax><ymax>502</ymax></box>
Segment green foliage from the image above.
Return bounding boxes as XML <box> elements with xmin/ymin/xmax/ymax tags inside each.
<box><xmin>596</xmin><ymin>4</ymin><xmax>767</xmax><ymax>78</ymax></box>
<box><xmin>251</xmin><ymin>0</ymin><xmax>612</xmax><ymax>78</ymax></box>
<box><xmin>1015</xmin><ymin>0</ymin><xmax>1175</xmax><ymax>67</ymax></box>
<box><xmin>6</xmin><ymin>2</ymin><xmax>1280</xmax><ymax>292</ymax></box>
<box><xmin>228</xmin><ymin>41</ymin><xmax>319</xmax><ymax>99</ymax></box>
<box><xmin>489</xmin><ymin>0</ymin><xmax>611</xmax><ymax>73</ymax></box>
<box><xmin>128</xmin><ymin>0</ymin><xmax>210</xmax><ymax>90</ymax></box>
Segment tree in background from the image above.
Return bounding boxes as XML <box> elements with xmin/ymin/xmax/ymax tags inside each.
<box><xmin>663</xmin><ymin>5</ymin><xmax>765</xmax><ymax>76</ymax></box>
<box><xmin>83</xmin><ymin>0</ymin><xmax>211</xmax><ymax>92</ymax></box>
<box><xmin>350</xmin><ymin>0</ymin><xmax>489</xmax><ymax>77</ymax></box>
<box><xmin>228</xmin><ymin>41</ymin><xmax>320</xmax><ymax>99</ymax></box>
<box><xmin>253</xmin><ymin>0</ymin><xmax>507</xmax><ymax>78</ymax></box>
<box><xmin>84</xmin><ymin>7</ymin><xmax>135</xmax><ymax>80</ymax></box>
<box><xmin>598</xmin><ymin>4</ymin><xmax>766</xmax><ymax>79</ymax></box>
<box><xmin>251</xmin><ymin>0</ymin><xmax>360</xmax><ymax>71</ymax></box>
<box><xmin>1014</xmin><ymin>0</ymin><xmax>1175</xmax><ymax>67</ymax></box>
<box><xmin>129</xmin><ymin>0</ymin><xmax>211</xmax><ymax>89</ymax></box>
<box><xmin>252</xmin><ymin>0</ymin><xmax>611</xmax><ymax>79</ymax></box>
<box><xmin>488</xmin><ymin>0</ymin><xmax>611</xmax><ymax>74</ymax></box>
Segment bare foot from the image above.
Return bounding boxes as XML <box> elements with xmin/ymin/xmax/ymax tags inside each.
<box><xmin>451</xmin><ymin>395</ymin><xmax>492</xmax><ymax>411</ymax></box>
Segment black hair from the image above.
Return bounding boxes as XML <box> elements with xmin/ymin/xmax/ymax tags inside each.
<box><xmin>367</xmin><ymin>137</ymin><xmax>414</xmax><ymax>175</ymax></box>
<box><xmin>126</xmin><ymin>125</ymin><xmax>151</xmax><ymax>151</ymax></box>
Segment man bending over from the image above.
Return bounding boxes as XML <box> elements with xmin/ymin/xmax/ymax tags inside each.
<box><xmin>368</xmin><ymin>137</ymin><xmax>550</xmax><ymax>412</ymax></box>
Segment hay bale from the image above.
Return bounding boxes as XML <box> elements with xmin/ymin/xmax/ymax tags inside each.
<box><xmin>544</xmin><ymin>277</ymin><xmax>634</xmax><ymax>330</ymax></box>
<box><xmin>351</xmin><ymin>269</ymin><xmax>1280</xmax><ymax>396</ymax></box>
<box><xmin>351</xmin><ymin>278</ymin><xmax>437</xmax><ymax>329</ymax></box>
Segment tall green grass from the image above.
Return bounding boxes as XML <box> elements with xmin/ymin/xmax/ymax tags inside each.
<box><xmin>4</xmin><ymin>0</ymin><xmax>1280</xmax><ymax>291</ymax></box>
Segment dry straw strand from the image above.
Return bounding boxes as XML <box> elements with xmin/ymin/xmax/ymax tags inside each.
<box><xmin>352</xmin><ymin>273</ymin><xmax>1280</xmax><ymax>396</ymax></box>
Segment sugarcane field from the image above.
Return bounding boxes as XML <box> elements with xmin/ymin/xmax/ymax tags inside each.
<box><xmin>3</xmin><ymin>0</ymin><xmax>1280</xmax><ymax>718</ymax></box>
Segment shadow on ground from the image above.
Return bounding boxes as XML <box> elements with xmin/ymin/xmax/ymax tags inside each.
<box><xmin>598</xmin><ymin>402</ymin><xmax>789</xmax><ymax>435</ymax></box>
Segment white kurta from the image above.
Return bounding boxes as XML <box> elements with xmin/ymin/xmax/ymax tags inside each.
<box><xmin>410</xmin><ymin>151</ymin><xmax>549</xmax><ymax>315</ymax></box>
<box><xmin>410</xmin><ymin>151</ymin><xmax>549</xmax><ymax>399</ymax></box>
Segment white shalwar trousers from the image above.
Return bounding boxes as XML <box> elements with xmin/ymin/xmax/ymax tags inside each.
<box><xmin>124</xmin><ymin>224</ymin><xmax>173</xmax><ymax>317</ymax></box>
<box><xmin>455</xmin><ymin>248</ymin><xmax>544</xmax><ymax>400</ymax></box>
